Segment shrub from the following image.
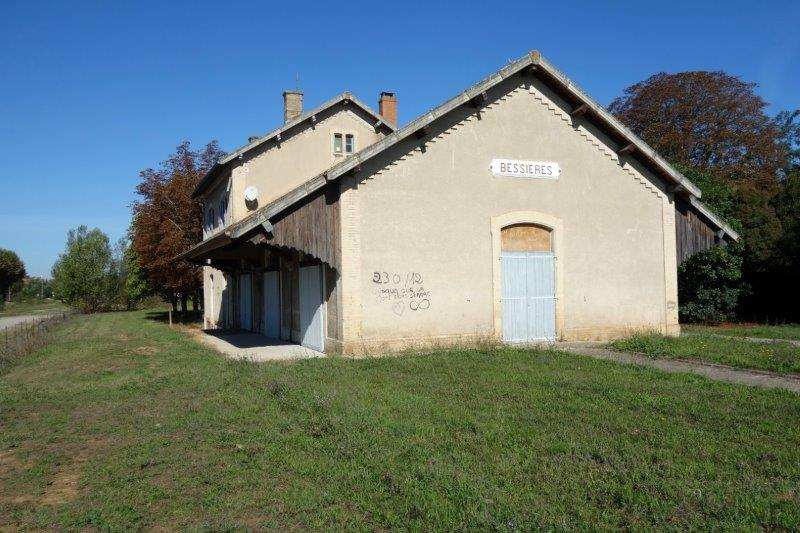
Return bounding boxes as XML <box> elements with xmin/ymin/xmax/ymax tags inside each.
<box><xmin>678</xmin><ymin>245</ymin><xmax>744</xmax><ymax>324</ymax></box>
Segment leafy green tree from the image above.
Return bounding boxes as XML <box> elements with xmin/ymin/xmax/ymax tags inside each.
<box><xmin>18</xmin><ymin>277</ymin><xmax>53</xmax><ymax>301</ymax></box>
<box><xmin>774</xmin><ymin>172</ymin><xmax>800</xmax><ymax>272</ymax></box>
<box><xmin>123</xmin><ymin>247</ymin><xmax>151</xmax><ymax>309</ymax></box>
<box><xmin>673</xmin><ymin>165</ymin><xmax>738</xmax><ymax>229</ymax></box>
<box><xmin>776</xmin><ymin>109</ymin><xmax>800</xmax><ymax>173</ymax></box>
<box><xmin>0</xmin><ymin>248</ymin><xmax>26</xmax><ymax>306</ymax></box>
<box><xmin>51</xmin><ymin>226</ymin><xmax>116</xmax><ymax>313</ymax></box>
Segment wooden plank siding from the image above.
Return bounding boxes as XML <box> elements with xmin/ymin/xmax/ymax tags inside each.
<box><xmin>675</xmin><ymin>198</ymin><xmax>718</xmax><ymax>264</ymax></box>
<box><xmin>266</xmin><ymin>183</ymin><xmax>341</xmax><ymax>270</ymax></box>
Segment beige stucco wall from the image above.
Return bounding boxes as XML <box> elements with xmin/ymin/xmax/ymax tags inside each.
<box><xmin>345</xmin><ymin>77</ymin><xmax>678</xmax><ymax>348</ymax></box>
<box><xmin>203</xmin><ymin>266</ymin><xmax>231</xmax><ymax>329</ymax></box>
<box><xmin>227</xmin><ymin>105</ymin><xmax>385</xmax><ymax>224</ymax></box>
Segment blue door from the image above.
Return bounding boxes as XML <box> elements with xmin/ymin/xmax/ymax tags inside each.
<box><xmin>299</xmin><ymin>265</ymin><xmax>324</xmax><ymax>352</ymax></box>
<box><xmin>501</xmin><ymin>251</ymin><xmax>556</xmax><ymax>342</ymax></box>
<box><xmin>238</xmin><ymin>273</ymin><xmax>252</xmax><ymax>331</ymax></box>
<box><xmin>262</xmin><ymin>271</ymin><xmax>280</xmax><ymax>338</ymax></box>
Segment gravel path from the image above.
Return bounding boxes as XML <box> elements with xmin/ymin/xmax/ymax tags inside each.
<box><xmin>558</xmin><ymin>342</ymin><xmax>800</xmax><ymax>394</ymax></box>
<box><xmin>0</xmin><ymin>315</ymin><xmax>47</xmax><ymax>332</ymax></box>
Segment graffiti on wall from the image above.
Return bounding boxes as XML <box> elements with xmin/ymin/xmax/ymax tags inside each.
<box><xmin>372</xmin><ymin>271</ymin><xmax>431</xmax><ymax>316</ymax></box>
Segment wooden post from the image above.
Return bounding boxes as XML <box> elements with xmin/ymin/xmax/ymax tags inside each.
<box><xmin>168</xmin><ymin>309</ymin><xmax>173</xmax><ymax>327</ymax></box>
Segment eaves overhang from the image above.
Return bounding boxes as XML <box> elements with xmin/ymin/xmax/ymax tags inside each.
<box><xmin>181</xmin><ymin>50</ymin><xmax>740</xmax><ymax>259</ymax></box>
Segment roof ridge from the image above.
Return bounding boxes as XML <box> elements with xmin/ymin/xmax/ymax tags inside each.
<box><xmin>181</xmin><ymin>49</ymin><xmax>739</xmax><ymax>262</ymax></box>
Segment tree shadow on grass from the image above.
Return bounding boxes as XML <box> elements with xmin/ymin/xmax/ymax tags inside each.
<box><xmin>144</xmin><ymin>310</ymin><xmax>202</xmax><ymax>325</ymax></box>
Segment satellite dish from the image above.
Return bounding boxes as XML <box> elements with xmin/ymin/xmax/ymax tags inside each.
<box><xmin>244</xmin><ymin>186</ymin><xmax>259</xmax><ymax>203</ymax></box>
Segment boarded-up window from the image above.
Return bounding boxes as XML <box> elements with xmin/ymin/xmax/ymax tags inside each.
<box><xmin>501</xmin><ymin>224</ymin><xmax>552</xmax><ymax>252</ymax></box>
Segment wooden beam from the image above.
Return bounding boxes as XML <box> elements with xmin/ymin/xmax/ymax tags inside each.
<box><xmin>470</xmin><ymin>91</ymin><xmax>487</xmax><ymax>108</ymax></box>
<box><xmin>570</xmin><ymin>103</ymin><xmax>589</xmax><ymax>117</ymax></box>
<box><xmin>618</xmin><ymin>143</ymin><xmax>636</xmax><ymax>156</ymax></box>
<box><xmin>667</xmin><ymin>183</ymin><xmax>685</xmax><ymax>194</ymax></box>
<box><xmin>414</xmin><ymin>126</ymin><xmax>428</xmax><ymax>139</ymax></box>
<box><xmin>249</xmin><ymin>233</ymin><xmax>267</xmax><ymax>246</ymax></box>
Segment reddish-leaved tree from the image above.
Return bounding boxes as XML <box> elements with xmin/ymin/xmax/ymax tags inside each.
<box><xmin>609</xmin><ymin>71</ymin><xmax>789</xmax><ymax>193</ymax></box>
<box><xmin>130</xmin><ymin>141</ymin><xmax>224</xmax><ymax>312</ymax></box>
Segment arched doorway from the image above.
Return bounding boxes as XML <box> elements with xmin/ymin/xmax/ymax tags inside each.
<box><xmin>500</xmin><ymin>223</ymin><xmax>556</xmax><ymax>342</ymax></box>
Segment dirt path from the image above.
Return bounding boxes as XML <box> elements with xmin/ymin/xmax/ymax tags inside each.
<box><xmin>0</xmin><ymin>315</ymin><xmax>46</xmax><ymax>332</ymax></box>
<box><xmin>558</xmin><ymin>342</ymin><xmax>800</xmax><ymax>394</ymax></box>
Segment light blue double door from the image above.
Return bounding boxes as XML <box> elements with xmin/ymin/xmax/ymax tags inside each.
<box><xmin>501</xmin><ymin>251</ymin><xmax>556</xmax><ymax>342</ymax></box>
<box><xmin>299</xmin><ymin>265</ymin><xmax>324</xmax><ymax>352</ymax></box>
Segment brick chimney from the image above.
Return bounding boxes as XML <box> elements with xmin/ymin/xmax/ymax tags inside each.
<box><xmin>378</xmin><ymin>92</ymin><xmax>397</xmax><ymax>126</ymax></box>
<box><xmin>283</xmin><ymin>90</ymin><xmax>303</xmax><ymax>123</ymax></box>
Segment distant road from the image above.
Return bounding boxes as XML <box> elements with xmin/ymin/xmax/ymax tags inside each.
<box><xmin>0</xmin><ymin>315</ymin><xmax>47</xmax><ymax>332</ymax></box>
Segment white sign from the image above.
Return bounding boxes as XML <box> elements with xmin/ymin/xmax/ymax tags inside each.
<box><xmin>490</xmin><ymin>158</ymin><xmax>561</xmax><ymax>179</ymax></box>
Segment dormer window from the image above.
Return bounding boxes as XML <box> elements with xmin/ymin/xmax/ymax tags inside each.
<box><xmin>333</xmin><ymin>133</ymin><xmax>355</xmax><ymax>156</ymax></box>
<box><xmin>218</xmin><ymin>194</ymin><xmax>228</xmax><ymax>226</ymax></box>
<box><xmin>206</xmin><ymin>207</ymin><xmax>216</xmax><ymax>231</ymax></box>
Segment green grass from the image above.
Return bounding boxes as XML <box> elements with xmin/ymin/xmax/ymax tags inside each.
<box><xmin>1</xmin><ymin>311</ymin><xmax>799</xmax><ymax>529</ymax></box>
<box><xmin>685</xmin><ymin>323</ymin><xmax>800</xmax><ymax>341</ymax></box>
<box><xmin>0</xmin><ymin>299</ymin><xmax>68</xmax><ymax>317</ymax></box>
<box><xmin>611</xmin><ymin>333</ymin><xmax>800</xmax><ymax>375</ymax></box>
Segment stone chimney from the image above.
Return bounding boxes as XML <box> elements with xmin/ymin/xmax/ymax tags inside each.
<box><xmin>378</xmin><ymin>92</ymin><xmax>397</xmax><ymax>126</ymax></box>
<box><xmin>283</xmin><ymin>90</ymin><xmax>303</xmax><ymax>123</ymax></box>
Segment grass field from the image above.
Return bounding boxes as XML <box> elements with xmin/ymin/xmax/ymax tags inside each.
<box><xmin>611</xmin><ymin>333</ymin><xmax>800</xmax><ymax>375</ymax></box>
<box><xmin>1</xmin><ymin>311</ymin><xmax>799</xmax><ymax>530</ymax></box>
<box><xmin>0</xmin><ymin>299</ymin><xmax>68</xmax><ymax>318</ymax></box>
<box><xmin>685</xmin><ymin>323</ymin><xmax>800</xmax><ymax>341</ymax></box>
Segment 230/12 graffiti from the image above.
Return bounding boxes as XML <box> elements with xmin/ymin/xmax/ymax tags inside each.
<box><xmin>372</xmin><ymin>271</ymin><xmax>423</xmax><ymax>285</ymax></box>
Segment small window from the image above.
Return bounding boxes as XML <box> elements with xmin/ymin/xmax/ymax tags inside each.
<box><xmin>345</xmin><ymin>134</ymin><xmax>355</xmax><ymax>154</ymax></box>
<box><xmin>219</xmin><ymin>195</ymin><xmax>227</xmax><ymax>225</ymax></box>
<box><xmin>333</xmin><ymin>133</ymin><xmax>343</xmax><ymax>154</ymax></box>
<box><xmin>208</xmin><ymin>208</ymin><xmax>215</xmax><ymax>229</ymax></box>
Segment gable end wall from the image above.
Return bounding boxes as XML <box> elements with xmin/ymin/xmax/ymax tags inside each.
<box><xmin>341</xmin><ymin>74</ymin><xmax>678</xmax><ymax>349</ymax></box>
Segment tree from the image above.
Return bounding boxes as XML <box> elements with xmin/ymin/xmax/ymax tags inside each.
<box><xmin>610</xmin><ymin>72</ymin><xmax>798</xmax><ymax>275</ymax></box>
<box><xmin>776</xmin><ymin>109</ymin><xmax>800</xmax><ymax>173</ymax></box>
<box><xmin>121</xmin><ymin>244</ymin><xmax>150</xmax><ymax>309</ymax></box>
<box><xmin>51</xmin><ymin>226</ymin><xmax>117</xmax><ymax>313</ymax></box>
<box><xmin>130</xmin><ymin>140</ymin><xmax>224</xmax><ymax>313</ymax></box>
<box><xmin>609</xmin><ymin>71</ymin><xmax>790</xmax><ymax>190</ymax></box>
<box><xmin>774</xmin><ymin>171</ymin><xmax>800</xmax><ymax>273</ymax></box>
<box><xmin>0</xmin><ymin>248</ymin><xmax>26</xmax><ymax>304</ymax></box>
<box><xmin>673</xmin><ymin>164</ymin><xmax>740</xmax><ymax>230</ymax></box>
<box><xmin>19</xmin><ymin>277</ymin><xmax>53</xmax><ymax>301</ymax></box>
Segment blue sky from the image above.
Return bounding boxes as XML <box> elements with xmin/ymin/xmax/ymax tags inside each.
<box><xmin>1</xmin><ymin>1</ymin><xmax>798</xmax><ymax>277</ymax></box>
